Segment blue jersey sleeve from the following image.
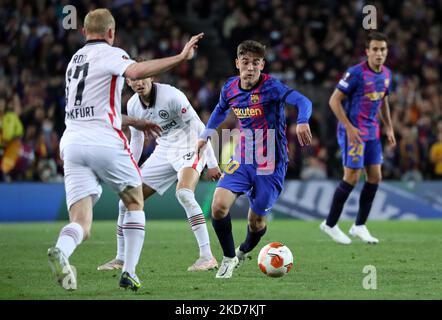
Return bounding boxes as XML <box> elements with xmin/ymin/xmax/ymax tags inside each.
<box><xmin>275</xmin><ymin>80</ymin><xmax>293</xmax><ymax>102</ymax></box>
<box><xmin>274</xmin><ymin>79</ymin><xmax>312</xmax><ymax>124</ymax></box>
<box><xmin>336</xmin><ymin>67</ymin><xmax>359</xmax><ymax>95</ymax></box>
<box><xmin>199</xmin><ymin>89</ymin><xmax>230</xmax><ymax>141</ymax></box>
<box><xmin>285</xmin><ymin>90</ymin><xmax>312</xmax><ymax>124</ymax></box>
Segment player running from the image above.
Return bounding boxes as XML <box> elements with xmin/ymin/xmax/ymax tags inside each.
<box><xmin>97</xmin><ymin>73</ymin><xmax>221</xmax><ymax>272</ymax></box>
<box><xmin>47</xmin><ymin>8</ymin><xmax>204</xmax><ymax>291</ymax></box>
<box><xmin>197</xmin><ymin>40</ymin><xmax>313</xmax><ymax>278</ymax></box>
<box><xmin>320</xmin><ymin>32</ymin><xmax>396</xmax><ymax>244</ymax></box>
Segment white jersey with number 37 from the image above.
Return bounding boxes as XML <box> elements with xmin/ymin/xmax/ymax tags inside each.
<box><xmin>61</xmin><ymin>40</ymin><xmax>135</xmax><ymax>151</ymax></box>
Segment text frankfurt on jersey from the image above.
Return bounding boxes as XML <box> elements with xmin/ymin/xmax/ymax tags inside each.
<box><xmin>66</xmin><ymin>106</ymin><xmax>95</xmax><ymax>119</ymax></box>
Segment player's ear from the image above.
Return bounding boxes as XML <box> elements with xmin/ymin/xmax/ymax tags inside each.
<box><xmin>235</xmin><ymin>58</ymin><xmax>240</xmax><ymax>70</ymax></box>
<box><xmin>81</xmin><ymin>27</ymin><xmax>86</xmax><ymax>37</ymax></box>
<box><xmin>107</xmin><ymin>27</ymin><xmax>114</xmax><ymax>39</ymax></box>
<box><xmin>260</xmin><ymin>59</ymin><xmax>265</xmax><ymax>70</ymax></box>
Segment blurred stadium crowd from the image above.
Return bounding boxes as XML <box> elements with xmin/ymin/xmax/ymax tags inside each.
<box><xmin>0</xmin><ymin>0</ymin><xmax>441</xmax><ymax>182</ymax></box>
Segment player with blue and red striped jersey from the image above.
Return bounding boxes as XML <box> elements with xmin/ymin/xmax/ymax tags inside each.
<box><xmin>197</xmin><ymin>40</ymin><xmax>313</xmax><ymax>278</ymax></box>
<box><xmin>320</xmin><ymin>32</ymin><xmax>397</xmax><ymax>245</ymax></box>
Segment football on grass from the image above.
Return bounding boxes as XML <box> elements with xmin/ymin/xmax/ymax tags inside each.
<box><xmin>257</xmin><ymin>242</ymin><xmax>293</xmax><ymax>277</ymax></box>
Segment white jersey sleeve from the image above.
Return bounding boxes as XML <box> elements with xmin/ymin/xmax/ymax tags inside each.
<box><xmin>102</xmin><ymin>47</ymin><xmax>136</xmax><ymax>76</ymax></box>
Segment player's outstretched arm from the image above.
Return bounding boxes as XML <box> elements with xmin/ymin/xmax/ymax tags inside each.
<box><xmin>329</xmin><ymin>89</ymin><xmax>362</xmax><ymax>144</ymax></box>
<box><xmin>124</xmin><ymin>33</ymin><xmax>204</xmax><ymax>80</ymax></box>
<box><xmin>380</xmin><ymin>96</ymin><xmax>396</xmax><ymax>147</ymax></box>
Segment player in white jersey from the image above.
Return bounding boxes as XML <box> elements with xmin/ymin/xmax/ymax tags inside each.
<box><xmin>97</xmin><ymin>73</ymin><xmax>221</xmax><ymax>272</ymax></box>
<box><xmin>47</xmin><ymin>8</ymin><xmax>205</xmax><ymax>292</ymax></box>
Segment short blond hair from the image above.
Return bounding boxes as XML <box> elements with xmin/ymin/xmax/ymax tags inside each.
<box><xmin>84</xmin><ymin>8</ymin><xmax>115</xmax><ymax>35</ymax></box>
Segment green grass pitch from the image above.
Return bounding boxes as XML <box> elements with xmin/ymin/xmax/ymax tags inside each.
<box><xmin>1</xmin><ymin>220</ymin><xmax>441</xmax><ymax>300</ymax></box>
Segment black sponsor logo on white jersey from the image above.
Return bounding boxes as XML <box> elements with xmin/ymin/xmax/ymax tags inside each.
<box><xmin>162</xmin><ymin>120</ymin><xmax>177</xmax><ymax>130</ymax></box>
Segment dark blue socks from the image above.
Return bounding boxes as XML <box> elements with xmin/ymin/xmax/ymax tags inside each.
<box><xmin>326</xmin><ymin>181</ymin><xmax>354</xmax><ymax>227</ymax></box>
<box><xmin>356</xmin><ymin>182</ymin><xmax>378</xmax><ymax>225</ymax></box>
<box><xmin>212</xmin><ymin>214</ymin><xmax>236</xmax><ymax>258</ymax></box>
<box><xmin>239</xmin><ymin>225</ymin><xmax>267</xmax><ymax>254</ymax></box>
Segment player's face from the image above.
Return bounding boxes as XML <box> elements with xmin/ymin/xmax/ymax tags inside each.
<box><xmin>127</xmin><ymin>77</ymin><xmax>153</xmax><ymax>96</ymax></box>
<box><xmin>236</xmin><ymin>53</ymin><xmax>265</xmax><ymax>88</ymax></box>
<box><xmin>366</xmin><ymin>40</ymin><xmax>388</xmax><ymax>68</ymax></box>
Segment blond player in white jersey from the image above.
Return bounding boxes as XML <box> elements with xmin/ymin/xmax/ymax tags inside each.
<box><xmin>47</xmin><ymin>8</ymin><xmax>205</xmax><ymax>292</ymax></box>
<box><xmin>97</xmin><ymin>74</ymin><xmax>221</xmax><ymax>272</ymax></box>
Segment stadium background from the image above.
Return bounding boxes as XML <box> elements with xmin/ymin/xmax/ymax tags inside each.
<box><xmin>0</xmin><ymin>0</ymin><xmax>441</xmax><ymax>222</ymax></box>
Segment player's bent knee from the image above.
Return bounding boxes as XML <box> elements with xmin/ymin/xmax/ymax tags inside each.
<box><xmin>120</xmin><ymin>186</ymin><xmax>144</xmax><ymax>211</ymax></box>
<box><xmin>211</xmin><ymin>200</ymin><xmax>229</xmax><ymax>219</ymax></box>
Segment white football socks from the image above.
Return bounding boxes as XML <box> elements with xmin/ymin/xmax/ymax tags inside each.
<box><xmin>56</xmin><ymin>222</ymin><xmax>84</xmax><ymax>258</ymax></box>
<box><xmin>116</xmin><ymin>200</ymin><xmax>126</xmax><ymax>261</ymax></box>
<box><xmin>122</xmin><ymin>210</ymin><xmax>145</xmax><ymax>275</ymax></box>
<box><xmin>176</xmin><ymin>188</ymin><xmax>212</xmax><ymax>260</ymax></box>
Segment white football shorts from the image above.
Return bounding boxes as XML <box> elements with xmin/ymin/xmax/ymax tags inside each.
<box><xmin>62</xmin><ymin>144</ymin><xmax>142</xmax><ymax>210</ymax></box>
<box><xmin>140</xmin><ymin>147</ymin><xmax>207</xmax><ymax>195</ymax></box>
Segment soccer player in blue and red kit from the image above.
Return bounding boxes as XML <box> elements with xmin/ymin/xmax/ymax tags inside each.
<box><xmin>320</xmin><ymin>32</ymin><xmax>396</xmax><ymax>245</ymax></box>
<box><xmin>197</xmin><ymin>40</ymin><xmax>313</xmax><ymax>278</ymax></box>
